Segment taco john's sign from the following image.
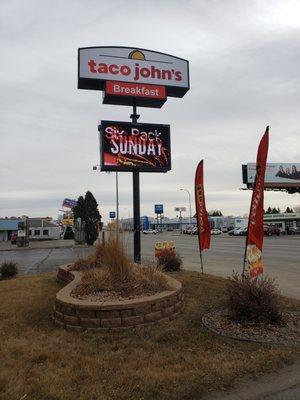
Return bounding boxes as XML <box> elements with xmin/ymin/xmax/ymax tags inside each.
<box><xmin>78</xmin><ymin>46</ymin><xmax>189</xmax><ymax>108</ymax></box>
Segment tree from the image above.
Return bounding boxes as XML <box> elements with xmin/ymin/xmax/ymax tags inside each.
<box><xmin>265</xmin><ymin>207</ymin><xmax>280</xmax><ymax>214</ymax></box>
<box><xmin>208</xmin><ymin>210</ymin><xmax>223</xmax><ymax>216</ymax></box>
<box><xmin>73</xmin><ymin>196</ymin><xmax>86</xmax><ymax>222</ymax></box>
<box><xmin>285</xmin><ymin>207</ymin><xmax>294</xmax><ymax>213</ymax></box>
<box><xmin>73</xmin><ymin>192</ymin><xmax>101</xmax><ymax>245</ymax></box>
<box><xmin>272</xmin><ymin>207</ymin><xmax>280</xmax><ymax>214</ymax></box>
<box><xmin>84</xmin><ymin>191</ymin><xmax>101</xmax><ymax>245</ymax></box>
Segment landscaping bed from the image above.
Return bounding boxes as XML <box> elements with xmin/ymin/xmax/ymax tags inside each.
<box><xmin>0</xmin><ymin>270</ymin><xmax>299</xmax><ymax>400</ymax></box>
<box><xmin>203</xmin><ymin>309</ymin><xmax>300</xmax><ymax>346</ymax></box>
<box><xmin>54</xmin><ymin>265</ymin><xmax>183</xmax><ymax>331</ymax></box>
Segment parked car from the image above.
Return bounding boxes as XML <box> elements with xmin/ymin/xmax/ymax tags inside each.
<box><xmin>228</xmin><ymin>228</ymin><xmax>242</xmax><ymax>236</ymax></box>
<box><xmin>211</xmin><ymin>228</ymin><xmax>222</xmax><ymax>235</ymax></box>
<box><xmin>167</xmin><ymin>227</ymin><xmax>174</xmax><ymax>232</ymax></box>
<box><xmin>263</xmin><ymin>225</ymin><xmax>280</xmax><ymax>236</ymax></box>
<box><xmin>286</xmin><ymin>226</ymin><xmax>300</xmax><ymax>235</ymax></box>
<box><xmin>183</xmin><ymin>226</ymin><xmax>193</xmax><ymax>234</ymax></box>
<box><xmin>191</xmin><ymin>227</ymin><xmax>198</xmax><ymax>235</ymax></box>
<box><xmin>238</xmin><ymin>227</ymin><xmax>248</xmax><ymax>236</ymax></box>
<box><xmin>10</xmin><ymin>233</ymin><xmax>18</xmax><ymax>244</ymax></box>
<box><xmin>221</xmin><ymin>227</ymin><xmax>228</xmax><ymax>233</ymax></box>
<box><xmin>142</xmin><ymin>229</ymin><xmax>158</xmax><ymax>235</ymax></box>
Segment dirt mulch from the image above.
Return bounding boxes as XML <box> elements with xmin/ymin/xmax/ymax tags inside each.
<box><xmin>203</xmin><ymin>309</ymin><xmax>300</xmax><ymax>346</ymax></box>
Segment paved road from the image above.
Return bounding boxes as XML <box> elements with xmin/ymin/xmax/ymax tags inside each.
<box><xmin>0</xmin><ymin>247</ymin><xmax>94</xmax><ymax>275</ymax></box>
<box><xmin>0</xmin><ymin>233</ymin><xmax>299</xmax><ymax>299</ymax></box>
<box><xmin>129</xmin><ymin>232</ymin><xmax>300</xmax><ymax>299</ymax></box>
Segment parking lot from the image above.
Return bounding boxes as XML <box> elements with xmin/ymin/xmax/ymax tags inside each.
<box><xmin>0</xmin><ymin>232</ymin><xmax>299</xmax><ymax>299</ymax></box>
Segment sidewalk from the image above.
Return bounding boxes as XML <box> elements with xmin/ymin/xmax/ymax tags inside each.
<box><xmin>0</xmin><ymin>239</ymin><xmax>89</xmax><ymax>252</ymax></box>
<box><xmin>202</xmin><ymin>359</ymin><xmax>300</xmax><ymax>400</ymax></box>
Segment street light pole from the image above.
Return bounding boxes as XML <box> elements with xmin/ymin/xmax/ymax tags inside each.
<box><xmin>180</xmin><ymin>188</ymin><xmax>192</xmax><ymax>225</ymax></box>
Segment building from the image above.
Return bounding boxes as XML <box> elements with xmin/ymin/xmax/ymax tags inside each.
<box><xmin>263</xmin><ymin>212</ymin><xmax>300</xmax><ymax>232</ymax></box>
<box><xmin>0</xmin><ymin>217</ymin><xmax>62</xmax><ymax>242</ymax></box>
<box><xmin>0</xmin><ymin>218</ymin><xmax>19</xmax><ymax>241</ymax></box>
<box><xmin>28</xmin><ymin>218</ymin><xmax>61</xmax><ymax>240</ymax></box>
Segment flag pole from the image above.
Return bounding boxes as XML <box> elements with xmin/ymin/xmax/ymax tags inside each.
<box><xmin>195</xmin><ymin>159</ymin><xmax>208</xmax><ymax>274</ymax></box>
<box><xmin>242</xmin><ymin>187</ymin><xmax>254</xmax><ymax>277</ymax></box>
<box><xmin>199</xmin><ymin>248</ymin><xmax>204</xmax><ymax>274</ymax></box>
<box><xmin>195</xmin><ymin>195</ymin><xmax>204</xmax><ymax>274</ymax></box>
<box><xmin>243</xmin><ymin>126</ymin><xmax>269</xmax><ymax>278</ymax></box>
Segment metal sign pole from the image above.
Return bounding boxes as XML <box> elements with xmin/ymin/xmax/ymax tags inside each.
<box><xmin>131</xmin><ymin>101</ymin><xmax>141</xmax><ymax>263</ymax></box>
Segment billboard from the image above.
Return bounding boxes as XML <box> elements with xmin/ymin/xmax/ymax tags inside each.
<box><xmin>78</xmin><ymin>46</ymin><xmax>189</xmax><ymax>98</ymax></box>
<box><xmin>244</xmin><ymin>163</ymin><xmax>300</xmax><ymax>188</ymax></box>
<box><xmin>62</xmin><ymin>198</ymin><xmax>77</xmax><ymax>209</ymax></box>
<box><xmin>100</xmin><ymin>121</ymin><xmax>171</xmax><ymax>172</ymax></box>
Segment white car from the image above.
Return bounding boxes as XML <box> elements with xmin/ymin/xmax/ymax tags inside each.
<box><xmin>211</xmin><ymin>228</ymin><xmax>222</xmax><ymax>235</ymax></box>
<box><xmin>228</xmin><ymin>228</ymin><xmax>242</xmax><ymax>236</ymax></box>
<box><xmin>142</xmin><ymin>229</ymin><xmax>158</xmax><ymax>234</ymax></box>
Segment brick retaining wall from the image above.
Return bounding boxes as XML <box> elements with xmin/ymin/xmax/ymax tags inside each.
<box><xmin>54</xmin><ymin>265</ymin><xmax>184</xmax><ymax>332</ymax></box>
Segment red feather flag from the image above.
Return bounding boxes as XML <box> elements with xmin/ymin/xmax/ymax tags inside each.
<box><xmin>245</xmin><ymin>127</ymin><xmax>269</xmax><ymax>278</ymax></box>
<box><xmin>195</xmin><ymin>160</ymin><xmax>211</xmax><ymax>271</ymax></box>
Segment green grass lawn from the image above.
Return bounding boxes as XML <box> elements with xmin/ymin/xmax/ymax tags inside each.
<box><xmin>0</xmin><ymin>270</ymin><xmax>299</xmax><ymax>400</ymax></box>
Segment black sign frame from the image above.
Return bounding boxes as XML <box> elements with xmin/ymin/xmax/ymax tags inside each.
<box><xmin>100</xmin><ymin>120</ymin><xmax>171</xmax><ymax>173</ymax></box>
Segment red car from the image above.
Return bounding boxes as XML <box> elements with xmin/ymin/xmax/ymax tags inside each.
<box><xmin>10</xmin><ymin>233</ymin><xmax>18</xmax><ymax>244</ymax></box>
<box><xmin>264</xmin><ymin>225</ymin><xmax>280</xmax><ymax>236</ymax></box>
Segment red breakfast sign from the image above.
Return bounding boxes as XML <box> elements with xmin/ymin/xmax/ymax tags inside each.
<box><xmin>78</xmin><ymin>46</ymin><xmax>189</xmax><ymax>107</ymax></box>
<box><xmin>104</xmin><ymin>81</ymin><xmax>166</xmax><ymax>108</ymax></box>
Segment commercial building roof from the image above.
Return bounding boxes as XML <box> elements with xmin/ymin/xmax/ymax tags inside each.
<box><xmin>29</xmin><ymin>218</ymin><xmax>59</xmax><ymax>228</ymax></box>
<box><xmin>0</xmin><ymin>219</ymin><xmax>19</xmax><ymax>231</ymax></box>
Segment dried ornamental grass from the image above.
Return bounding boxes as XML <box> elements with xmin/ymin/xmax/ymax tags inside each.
<box><xmin>226</xmin><ymin>272</ymin><xmax>285</xmax><ymax>325</ymax></box>
<box><xmin>71</xmin><ymin>232</ymin><xmax>170</xmax><ymax>299</ymax></box>
<box><xmin>69</xmin><ymin>254</ymin><xmax>96</xmax><ymax>271</ymax></box>
<box><xmin>72</xmin><ymin>264</ymin><xmax>170</xmax><ymax>299</ymax></box>
<box><xmin>157</xmin><ymin>249</ymin><xmax>182</xmax><ymax>272</ymax></box>
<box><xmin>1</xmin><ymin>261</ymin><xmax>18</xmax><ymax>279</ymax></box>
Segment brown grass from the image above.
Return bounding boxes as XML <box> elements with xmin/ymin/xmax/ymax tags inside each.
<box><xmin>0</xmin><ymin>271</ymin><xmax>299</xmax><ymax>400</ymax></box>
<box><xmin>227</xmin><ymin>273</ymin><xmax>285</xmax><ymax>325</ymax></box>
<box><xmin>157</xmin><ymin>249</ymin><xmax>182</xmax><ymax>271</ymax></box>
<box><xmin>71</xmin><ymin>233</ymin><xmax>169</xmax><ymax>298</ymax></box>
<box><xmin>73</xmin><ymin>264</ymin><xmax>169</xmax><ymax>298</ymax></box>
<box><xmin>94</xmin><ymin>232</ymin><xmax>131</xmax><ymax>281</ymax></box>
<box><xmin>68</xmin><ymin>254</ymin><xmax>96</xmax><ymax>271</ymax></box>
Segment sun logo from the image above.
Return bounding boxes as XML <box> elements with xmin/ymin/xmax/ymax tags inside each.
<box><xmin>128</xmin><ymin>50</ymin><xmax>146</xmax><ymax>60</ymax></box>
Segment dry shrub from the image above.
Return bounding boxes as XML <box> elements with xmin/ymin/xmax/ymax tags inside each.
<box><xmin>157</xmin><ymin>250</ymin><xmax>182</xmax><ymax>272</ymax></box>
<box><xmin>73</xmin><ymin>264</ymin><xmax>169</xmax><ymax>298</ymax></box>
<box><xmin>1</xmin><ymin>261</ymin><xmax>18</xmax><ymax>279</ymax></box>
<box><xmin>227</xmin><ymin>272</ymin><xmax>285</xmax><ymax>325</ymax></box>
<box><xmin>94</xmin><ymin>232</ymin><xmax>131</xmax><ymax>281</ymax></box>
<box><xmin>71</xmin><ymin>232</ymin><xmax>170</xmax><ymax>298</ymax></box>
<box><xmin>69</xmin><ymin>254</ymin><xmax>96</xmax><ymax>271</ymax></box>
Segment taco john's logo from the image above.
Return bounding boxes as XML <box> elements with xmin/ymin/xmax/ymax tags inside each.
<box><xmin>87</xmin><ymin>49</ymin><xmax>183</xmax><ymax>82</ymax></box>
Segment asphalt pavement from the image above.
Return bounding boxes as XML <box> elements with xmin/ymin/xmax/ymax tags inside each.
<box><xmin>129</xmin><ymin>232</ymin><xmax>300</xmax><ymax>299</ymax></box>
<box><xmin>0</xmin><ymin>232</ymin><xmax>299</xmax><ymax>299</ymax></box>
<box><xmin>0</xmin><ymin>246</ymin><xmax>94</xmax><ymax>275</ymax></box>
